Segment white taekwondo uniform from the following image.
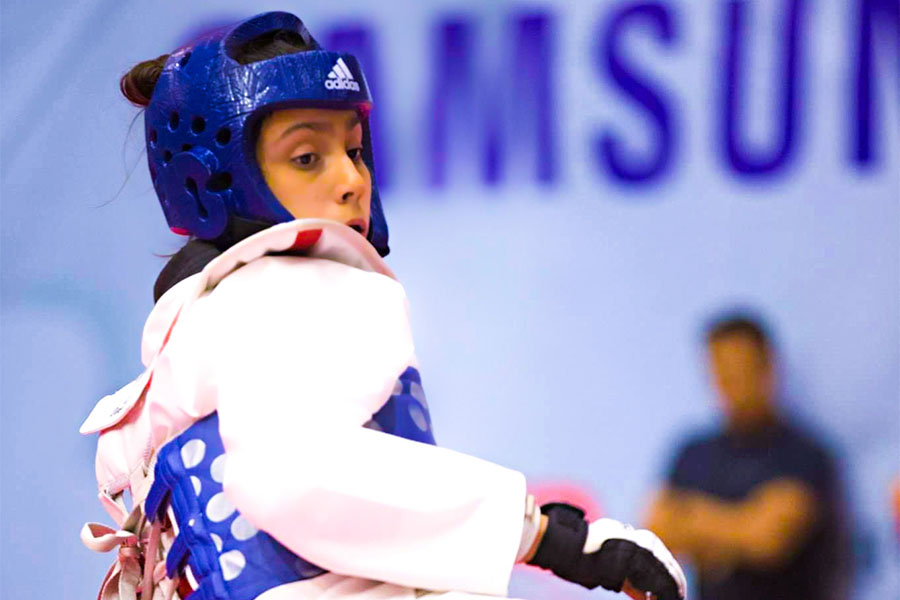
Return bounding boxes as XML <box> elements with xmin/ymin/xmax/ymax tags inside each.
<box><xmin>81</xmin><ymin>219</ymin><xmax>528</xmax><ymax>600</ymax></box>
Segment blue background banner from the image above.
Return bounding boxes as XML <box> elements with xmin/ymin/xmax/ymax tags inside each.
<box><xmin>1</xmin><ymin>1</ymin><xmax>897</xmax><ymax>597</ymax></box>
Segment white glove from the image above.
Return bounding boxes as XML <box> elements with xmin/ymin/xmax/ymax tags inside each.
<box><xmin>585</xmin><ymin>517</ymin><xmax>687</xmax><ymax>599</ymax></box>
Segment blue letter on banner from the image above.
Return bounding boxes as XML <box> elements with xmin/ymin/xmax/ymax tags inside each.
<box><xmin>427</xmin><ymin>13</ymin><xmax>557</xmax><ymax>188</ymax></box>
<box><xmin>851</xmin><ymin>0</ymin><xmax>899</xmax><ymax>168</ymax></box>
<box><xmin>720</xmin><ymin>0</ymin><xmax>805</xmax><ymax>177</ymax></box>
<box><xmin>596</xmin><ymin>2</ymin><xmax>678</xmax><ymax>185</ymax></box>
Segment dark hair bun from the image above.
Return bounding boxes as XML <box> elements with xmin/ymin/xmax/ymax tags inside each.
<box><xmin>120</xmin><ymin>54</ymin><xmax>170</xmax><ymax>107</ymax></box>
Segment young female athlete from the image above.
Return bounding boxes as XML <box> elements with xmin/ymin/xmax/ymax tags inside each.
<box><xmin>79</xmin><ymin>12</ymin><xmax>686</xmax><ymax>600</ymax></box>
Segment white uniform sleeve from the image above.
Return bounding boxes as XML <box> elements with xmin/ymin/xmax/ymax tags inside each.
<box><xmin>191</xmin><ymin>256</ymin><xmax>526</xmax><ymax>595</ymax></box>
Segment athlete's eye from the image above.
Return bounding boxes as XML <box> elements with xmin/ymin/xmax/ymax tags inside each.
<box><xmin>347</xmin><ymin>147</ymin><xmax>363</xmax><ymax>162</ymax></box>
<box><xmin>291</xmin><ymin>153</ymin><xmax>318</xmax><ymax>168</ymax></box>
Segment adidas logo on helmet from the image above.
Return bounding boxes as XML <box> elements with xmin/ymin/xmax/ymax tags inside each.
<box><xmin>324</xmin><ymin>57</ymin><xmax>360</xmax><ymax>92</ymax></box>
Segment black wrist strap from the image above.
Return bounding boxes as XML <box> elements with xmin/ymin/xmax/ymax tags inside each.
<box><xmin>528</xmin><ymin>503</ymin><xmax>623</xmax><ymax>590</ymax></box>
<box><xmin>529</xmin><ymin>503</ymin><xmax>588</xmax><ymax>573</ymax></box>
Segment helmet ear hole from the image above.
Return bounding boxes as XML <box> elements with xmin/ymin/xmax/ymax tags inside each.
<box><xmin>206</xmin><ymin>172</ymin><xmax>233</xmax><ymax>192</ymax></box>
<box><xmin>185</xmin><ymin>177</ymin><xmax>207</xmax><ymax>219</ymax></box>
<box><xmin>215</xmin><ymin>127</ymin><xmax>231</xmax><ymax>146</ymax></box>
<box><xmin>168</xmin><ymin>111</ymin><xmax>180</xmax><ymax>131</ymax></box>
<box><xmin>157</xmin><ymin>148</ymin><xmax>229</xmax><ymax>240</ymax></box>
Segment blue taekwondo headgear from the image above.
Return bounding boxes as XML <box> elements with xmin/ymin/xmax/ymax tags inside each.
<box><xmin>144</xmin><ymin>11</ymin><xmax>389</xmax><ymax>255</ymax></box>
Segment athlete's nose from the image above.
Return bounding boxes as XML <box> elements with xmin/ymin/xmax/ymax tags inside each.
<box><xmin>334</xmin><ymin>154</ymin><xmax>367</xmax><ymax>206</ymax></box>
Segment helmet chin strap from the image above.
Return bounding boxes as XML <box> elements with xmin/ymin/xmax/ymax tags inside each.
<box><xmin>211</xmin><ymin>214</ymin><xmax>385</xmax><ymax>254</ymax></box>
<box><xmin>153</xmin><ymin>215</ymin><xmax>271</xmax><ymax>303</ymax></box>
<box><xmin>210</xmin><ymin>215</ymin><xmax>273</xmax><ymax>250</ymax></box>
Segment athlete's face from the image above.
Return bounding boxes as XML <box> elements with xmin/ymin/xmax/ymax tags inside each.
<box><xmin>707</xmin><ymin>333</ymin><xmax>775</xmax><ymax>430</ymax></box>
<box><xmin>257</xmin><ymin>108</ymin><xmax>371</xmax><ymax>237</ymax></box>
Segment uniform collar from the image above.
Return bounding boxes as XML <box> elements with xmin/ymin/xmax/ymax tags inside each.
<box><xmin>143</xmin><ymin>218</ymin><xmax>394</xmax><ymax>366</ymax></box>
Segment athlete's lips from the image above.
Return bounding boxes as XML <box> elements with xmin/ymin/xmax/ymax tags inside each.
<box><xmin>345</xmin><ymin>219</ymin><xmax>368</xmax><ymax>237</ymax></box>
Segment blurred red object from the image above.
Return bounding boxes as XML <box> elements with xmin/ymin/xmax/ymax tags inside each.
<box><xmin>893</xmin><ymin>478</ymin><xmax>900</xmax><ymax>544</ymax></box>
<box><xmin>527</xmin><ymin>480</ymin><xmax>603</xmax><ymax>521</ymax></box>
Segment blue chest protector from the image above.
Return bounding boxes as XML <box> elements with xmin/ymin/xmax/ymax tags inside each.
<box><xmin>144</xmin><ymin>367</ymin><xmax>435</xmax><ymax>600</ymax></box>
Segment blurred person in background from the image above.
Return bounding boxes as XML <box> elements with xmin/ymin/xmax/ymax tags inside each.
<box><xmin>645</xmin><ymin>312</ymin><xmax>851</xmax><ymax>600</ymax></box>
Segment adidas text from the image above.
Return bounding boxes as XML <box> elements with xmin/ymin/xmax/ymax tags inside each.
<box><xmin>325</xmin><ymin>79</ymin><xmax>360</xmax><ymax>91</ymax></box>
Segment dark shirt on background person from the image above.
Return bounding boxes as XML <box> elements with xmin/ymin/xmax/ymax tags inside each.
<box><xmin>646</xmin><ymin>312</ymin><xmax>851</xmax><ymax>600</ymax></box>
<box><xmin>667</xmin><ymin>422</ymin><xmax>847</xmax><ymax>600</ymax></box>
